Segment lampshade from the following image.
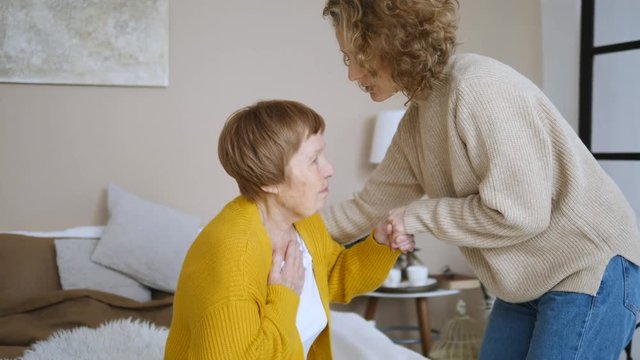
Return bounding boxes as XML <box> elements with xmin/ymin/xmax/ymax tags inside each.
<box><xmin>369</xmin><ymin>109</ymin><xmax>405</xmax><ymax>163</ymax></box>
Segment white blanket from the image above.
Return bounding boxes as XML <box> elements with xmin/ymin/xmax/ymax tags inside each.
<box><xmin>19</xmin><ymin>312</ymin><xmax>428</xmax><ymax>360</ymax></box>
<box><xmin>0</xmin><ymin>226</ymin><xmax>105</xmax><ymax>239</ymax></box>
<box><xmin>330</xmin><ymin>311</ymin><xmax>428</xmax><ymax>360</ymax></box>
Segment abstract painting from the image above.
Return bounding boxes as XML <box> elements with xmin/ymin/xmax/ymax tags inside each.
<box><xmin>0</xmin><ymin>0</ymin><xmax>169</xmax><ymax>87</ymax></box>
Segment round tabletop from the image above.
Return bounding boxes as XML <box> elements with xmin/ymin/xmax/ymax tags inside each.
<box><xmin>366</xmin><ymin>288</ymin><xmax>459</xmax><ymax>299</ymax></box>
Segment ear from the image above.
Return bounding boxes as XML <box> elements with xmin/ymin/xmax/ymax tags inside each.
<box><xmin>260</xmin><ymin>184</ymin><xmax>279</xmax><ymax>195</ymax></box>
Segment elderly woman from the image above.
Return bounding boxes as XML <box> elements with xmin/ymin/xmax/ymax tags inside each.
<box><xmin>164</xmin><ymin>100</ymin><xmax>404</xmax><ymax>359</ymax></box>
<box><xmin>320</xmin><ymin>0</ymin><xmax>640</xmax><ymax>359</ymax></box>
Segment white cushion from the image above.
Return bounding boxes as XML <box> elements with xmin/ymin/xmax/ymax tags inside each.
<box><xmin>55</xmin><ymin>238</ymin><xmax>151</xmax><ymax>302</ymax></box>
<box><xmin>91</xmin><ymin>184</ymin><xmax>201</xmax><ymax>292</ymax></box>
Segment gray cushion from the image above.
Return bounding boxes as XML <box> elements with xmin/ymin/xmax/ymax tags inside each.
<box><xmin>91</xmin><ymin>184</ymin><xmax>201</xmax><ymax>292</ymax></box>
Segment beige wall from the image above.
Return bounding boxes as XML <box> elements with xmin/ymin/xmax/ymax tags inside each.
<box><xmin>0</xmin><ymin>0</ymin><xmax>542</xmax><ymax>343</ymax></box>
<box><xmin>0</xmin><ymin>0</ymin><xmax>542</xmax><ymax>266</ymax></box>
<box><xmin>0</xmin><ymin>0</ymin><xmax>541</xmax><ymax>302</ymax></box>
<box><xmin>0</xmin><ymin>0</ymin><xmax>541</xmax><ymax>233</ymax></box>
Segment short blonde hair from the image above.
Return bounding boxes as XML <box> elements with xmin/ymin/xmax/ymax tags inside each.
<box><xmin>323</xmin><ymin>0</ymin><xmax>459</xmax><ymax>101</ymax></box>
<box><xmin>218</xmin><ymin>100</ymin><xmax>326</xmax><ymax>200</ymax></box>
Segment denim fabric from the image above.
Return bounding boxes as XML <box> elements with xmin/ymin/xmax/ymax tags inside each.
<box><xmin>479</xmin><ymin>256</ymin><xmax>640</xmax><ymax>360</ymax></box>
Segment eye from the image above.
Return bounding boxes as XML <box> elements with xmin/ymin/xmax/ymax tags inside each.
<box><xmin>342</xmin><ymin>53</ymin><xmax>351</xmax><ymax>66</ymax></box>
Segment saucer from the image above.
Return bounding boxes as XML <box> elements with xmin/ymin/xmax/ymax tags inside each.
<box><xmin>377</xmin><ymin>277</ymin><xmax>438</xmax><ymax>293</ymax></box>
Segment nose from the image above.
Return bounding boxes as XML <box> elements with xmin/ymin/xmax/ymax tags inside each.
<box><xmin>324</xmin><ymin>160</ymin><xmax>334</xmax><ymax>179</ymax></box>
<box><xmin>348</xmin><ymin>62</ymin><xmax>364</xmax><ymax>82</ymax></box>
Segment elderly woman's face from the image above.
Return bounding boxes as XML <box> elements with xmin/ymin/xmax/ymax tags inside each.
<box><xmin>275</xmin><ymin>132</ymin><xmax>334</xmax><ymax>219</ymax></box>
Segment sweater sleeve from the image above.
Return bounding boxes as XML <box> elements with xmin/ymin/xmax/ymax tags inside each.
<box><xmin>187</xmin><ymin>285</ymin><xmax>302</xmax><ymax>360</ymax></box>
<box><xmin>404</xmin><ymin>79</ymin><xmax>554</xmax><ymax>248</ymax></box>
<box><xmin>323</xmin><ymin>232</ymin><xmax>400</xmax><ymax>304</ymax></box>
<box><xmin>321</xmin><ymin>105</ymin><xmax>425</xmax><ymax>243</ymax></box>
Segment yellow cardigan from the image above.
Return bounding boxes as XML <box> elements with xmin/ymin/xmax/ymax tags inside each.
<box><xmin>164</xmin><ymin>196</ymin><xmax>399</xmax><ymax>359</ymax></box>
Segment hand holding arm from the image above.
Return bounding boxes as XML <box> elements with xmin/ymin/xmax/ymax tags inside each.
<box><xmin>373</xmin><ymin>206</ymin><xmax>415</xmax><ymax>253</ymax></box>
<box><xmin>386</xmin><ymin>206</ymin><xmax>415</xmax><ymax>253</ymax></box>
<box><xmin>373</xmin><ymin>222</ymin><xmax>392</xmax><ymax>247</ymax></box>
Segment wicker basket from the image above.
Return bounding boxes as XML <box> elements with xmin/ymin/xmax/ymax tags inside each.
<box><xmin>429</xmin><ymin>300</ymin><xmax>482</xmax><ymax>360</ymax></box>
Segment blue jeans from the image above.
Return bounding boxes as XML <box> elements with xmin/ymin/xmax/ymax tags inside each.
<box><xmin>479</xmin><ymin>256</ymin><xmax>640</xmax><ymax>360</ymax></box>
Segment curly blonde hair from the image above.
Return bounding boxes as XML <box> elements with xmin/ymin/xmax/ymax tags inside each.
<box><xmin>323</xmin><ymin>0</ymin><xmax>459</xmax><ymax>101</ymax></box>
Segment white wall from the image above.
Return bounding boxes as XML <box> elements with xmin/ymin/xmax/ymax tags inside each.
<box><xmin>541</xmin><ymin>0</ymin><xmax>581</xmax><ymax>132</ymax></box>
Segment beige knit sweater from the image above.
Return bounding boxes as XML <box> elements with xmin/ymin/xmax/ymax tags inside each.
<box><xmin>322</xmin><ymin>53</ymin><xmax>640</xmax><ymax>303</ymax></box>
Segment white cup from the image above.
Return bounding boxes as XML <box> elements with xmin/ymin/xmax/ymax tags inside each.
<box><xmin>384</xmin><ymin>268</ymin><xmax>402</xmax><ymax>287</ymax></box>
<box><xmin>407</xmin><ymin>265</ymin><xmax>429</xmax><ymax>286</ymax></box>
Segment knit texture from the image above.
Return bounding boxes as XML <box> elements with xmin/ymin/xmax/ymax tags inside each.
<box><xmin>322</xmin><ymin>53</ymin><xmax>640</xmax><ymax>303</ymax></box>
<box><xmin>164</xmin><ymin>196</ymin><xmax>398</xmax><ymax>359</ymax></box>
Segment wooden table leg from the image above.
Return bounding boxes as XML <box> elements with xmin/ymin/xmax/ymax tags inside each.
<box><xmin>416</xmin><ymin>297</ymin><xmax>431</xmax><ymax>356</ymax></box>
<box><xmin>364</xmin><ymin>297</ymin><xmax>379</xmax><ymax>321</ymax></box>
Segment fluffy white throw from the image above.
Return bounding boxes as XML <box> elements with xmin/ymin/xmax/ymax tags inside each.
<box><xmin>20</xmin><ymin>319</ymin><xmax>167</xmax><ymax>360</ymax></box>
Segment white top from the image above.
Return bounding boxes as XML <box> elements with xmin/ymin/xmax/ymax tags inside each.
<box><xmin>295</xmin><ymin>232</ymin><xmax>327</xmax><ymax>358</ymax></box>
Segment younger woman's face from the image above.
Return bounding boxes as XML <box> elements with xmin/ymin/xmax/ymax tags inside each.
<box><xmin>336</xmin><ymin>31</ymin><xmax>398</xmax><ymax>102</ymax></box>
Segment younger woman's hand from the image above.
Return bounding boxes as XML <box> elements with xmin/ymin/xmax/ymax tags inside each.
<box><xmin>385</xmin><ymin>206</ymin><xmax>416</xmax><ymax>253</ymax></box>
<box><xmin>374</xmin><ymin>220</ymin><xmax>416</xmax><ymax>253</ymax></box>
<box><xmin>392</xmin><ymin>232</ymin><xmax>416</xmax><ymax>253</ymax></box>
<box><xmin>268</xmin><ymin>240</ymin><xmax>305</xmax><ymax>295</ymax></box>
